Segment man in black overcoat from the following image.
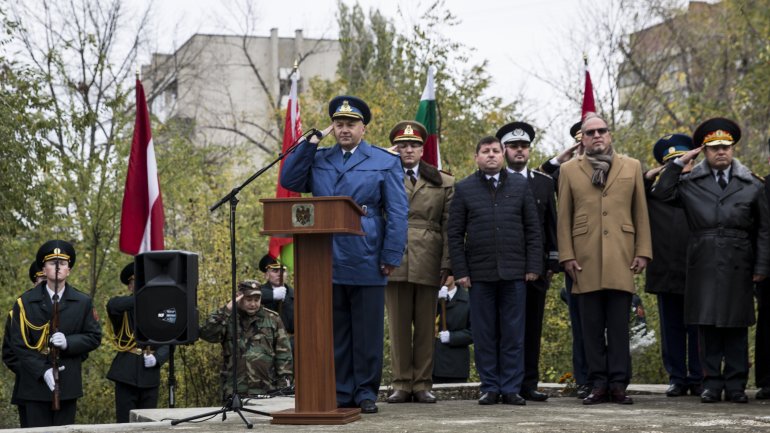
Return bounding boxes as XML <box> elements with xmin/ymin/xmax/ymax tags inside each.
<box><xmin>652</xmin><ymin>118</ymin><xmax>770</xmax><ymax>403</ymax></box>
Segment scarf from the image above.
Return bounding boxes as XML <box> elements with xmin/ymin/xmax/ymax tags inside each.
<box><xmin>586</xmin><ymin>147</ymin><xmax>613</xmax><ymax>188</ymax></box>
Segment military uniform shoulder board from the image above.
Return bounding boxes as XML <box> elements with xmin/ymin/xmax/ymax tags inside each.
<box><xmin>439</xmin><ymin>169</ymin><xmax>454</xmax><ymax>177</ymax></box>
<box><xmin>374</xmin><ymin>145</ymin><xmax>399</xmax><ymax>156</ymax></box>
<box><xmin>751</xmin><ymin>172</ymin><xmax>765</xmax><ymax>183</ymax></box>
<box><xmin>532</xmin><ymin>169</ymin><xmax>553</xmax><ymax>180</ymax></box>
<box><xmin>262</xmin><ymin>307</ymin><xmax>279</xmax><ymax>317</ymax></box>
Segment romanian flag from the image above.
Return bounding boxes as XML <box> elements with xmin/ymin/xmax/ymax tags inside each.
<box><xmin>416</xmin><ymin>65</ymin><xmax>441</xmax><ymax>169</ymax></box>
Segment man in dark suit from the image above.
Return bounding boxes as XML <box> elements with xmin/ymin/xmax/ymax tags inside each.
<box><xmin>644</xmin><ymin>134</ymin><xmax>702</xmax><ymax>397</ymax></box>
<box><xmin>497</xmin><ymin>122</ymin><xmax>558</xmax><ymax>402</ymax></box>
<box><xmin>755</xmin><ymin>140</ymin><xmax>770</xmax><ymax>400</ymax></box>
<box><xmin>106</xmin><ymin>262</ymin><xmax>169</xmax><ymax>423</ymax></box>
<box><xmin>257</xmin><ymin>254</ymin><xmax>295</xmax><ymax>348</ymax></box>
<box><xmin>9</xmin><ymin>240</ymin><xmax>102</xmax><ymax>427</ymax></box>
<box><xmin>448</xmin><ymin>135</ymin><xmax>542</xmax><ymax>406</ymax></box>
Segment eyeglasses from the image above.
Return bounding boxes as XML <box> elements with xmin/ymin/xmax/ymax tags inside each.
<box><xmin>584</xmin><ymin>128</ymin><xmax>609</xmax><ymax>137</ymax></box>
<box><xmin>396</xmin><ymin>142</ymin><xmax>423</xmax><ymax>149</ymax></box>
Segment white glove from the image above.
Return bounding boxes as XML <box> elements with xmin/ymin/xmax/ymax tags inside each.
<box><xmin>272</xmin><ymin>286</ymin><xmax>287</xmax><ymax>301</ymax></box>
<box><xmin>43</xmin><ymin>366</ymin><xmax>65</xmax><ymax>392</ymax></box>
<box><xmin>50</xmin><ymin>332</ymin><xmax>68</xmax><ymax>350</ymax></box>
<box><xmin>437</xmin><ymin>285</ymin><xmax>449</xmax><ymax>300</ymax></box>
<box><xmin>439</xmin><ymin>330</ymin><xmax>450</xmax><ymax>344</ymax></box>
<box><xmin>144</xmin><ymin>353</ymin><xmax>157</xmax><ymax>368</ymax></box>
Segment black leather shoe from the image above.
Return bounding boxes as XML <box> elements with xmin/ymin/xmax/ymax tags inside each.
<box><xmin>521</xmin><ymin>388</ymin><xmax>549</xmax><ymax>401</ymax></box>
<box><xmin>700</xmin><ymin>388</ymin><xmax>721</xmax><ymax>403</ymax></box>
<box><xmin>727</xmin><ymin>390</ymin><xmax>748</xmax><ymax>403</ymax></box>
<box><xmin>386</xmin><ymin>390</ymin><xmax>411</xmax><ymax>403</ymax></box>
<box><xmin>501</xmin><ymin>393</ymin><xmax>526</xmax><ymax>405</ymax></box>
<box><xmin>576</xmin><ymin>384</ymin><xmax>591</xmax><ymax>399</ymax></box>
<box><xmin>413</xmin><ymin>390</ymin><xmax>437</xmax><ymax>403</ymax></box>
<box><xmin>359</xmin><ymin>399</ymin><xmax>378</xmax><ymax>413</ymax></box>
<box><xmin>478</xmin><ymin>391</ymin><xmax>499</xmax><ymax>405</ymax></box>
<box><xmin>611</xmin><ymin>391</ymin><xmax>634</xmax><ymax>404</ymax></box>
<box><xmin>689</xmin><ymin>383</ymin><xmax>704</xmax><ymax>396</ymax></box>
<box><xmin>582</xmin><ymin>389</ymin><xmax>609</xmax><ymax>405</ymax></box>
<box><xmin>666</xmin><ymin>383</ymin><xmax>687</xmax><ymax>397</ymax></box>
<box><xmin>756</xmin><ymin>387</ymin><xmax>770</xmax><ymax>400</ymax></box>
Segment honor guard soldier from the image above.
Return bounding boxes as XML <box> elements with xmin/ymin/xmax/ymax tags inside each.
<box><xmin>2</xmin><ymin>261</ymin><xmax>46</xmax><ymax>427</ymax></box>
<box><xmin>644</xmin><ymin>134</ymin><xmax>702</xmax><ymax>397</ymax></box>
<box><xmin>497</xmin><ymin>121</ymin><xmax>559</xmax><ymax>402</ymax></box>
<box><xmin>280</xmin><ymin>96</ymin><xmax>408</xmax><ymax>413</ymax></box>
<box><xmin>385</xmin><ymin>120</ymin><xmax>454</xmax><ymax>404</ymax></box>
<box><xmin>106</xmin><ymin>262</ymin><xmax>170</xmax><ymax>423</ymax></box>
<box><xmin>200</xmin><ymin>281</ymin><xmax>293</xmax><ymax>399</ymax></box>
<box><xmin>9</xmin><ymin>240</ymin><xmax>102</xmax><ymax>427</ymax></box>
<box><xmin>652</xmin><ymin>118</ymin><xmax>770</xmax><ymax>403</ymax></box>
<box><xmin>258</xmin><ymin>254</ymin><xmax>295</xmax><ymax>349</ymax></box>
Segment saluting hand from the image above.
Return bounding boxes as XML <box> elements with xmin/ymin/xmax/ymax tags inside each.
<box><xmin>226</xmin><ymin>293</ymin><xmax>244</xmax><ymax>311</ymax></box>
<box><xmin>678</xmin><ymin>145</ymin><xmax>703</xmax><ymax>164</ymax></box>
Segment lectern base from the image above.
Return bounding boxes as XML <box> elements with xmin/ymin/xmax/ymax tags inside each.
<box><xmin>270</xmin><ymin>407</ymin><xmax>361</xmax><ymax>425</ymax></box>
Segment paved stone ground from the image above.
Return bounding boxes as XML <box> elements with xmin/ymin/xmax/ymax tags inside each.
<box><xmin>3</xmin><ymin>385</ymin><xmax>770</xmax><ymax>433</ymax></box>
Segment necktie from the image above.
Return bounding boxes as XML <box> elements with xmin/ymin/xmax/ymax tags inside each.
<box><xmin>406</xmin><ymin>169</ymin><xmax>417</xmax><ymax>186</ymax></box>
<box><xmin>717</xmin><ymin>170</ymin><xmax>727</xmax><ymax>190</ymax></box>
<box><xmin>343</xmin><ymin>151</ymin><xmax>352</xmax><ymax>164</ymax></box>
<box><xmin>488</xmin><ymin>177</ymin><xmax>497</xmax><ymax>190</ymax></box>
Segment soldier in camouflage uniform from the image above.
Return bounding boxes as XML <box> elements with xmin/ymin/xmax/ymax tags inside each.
<box><xmin>200</xmin><ymin>280</ymin><xmax>293</xmax><ymax>399</ymax></box>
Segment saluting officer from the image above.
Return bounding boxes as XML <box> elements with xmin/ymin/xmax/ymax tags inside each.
<box><xmin>497</xmin><ymin>121</ymin><xmax>559</xmax><ymax>402</ymax></box>
<box><xmin>643</xmin><ymin>134</ymin><xmax>702</xmax><ymax>397</ymax></box>
<box><xmin>385</xmin><ymin>120</ymin><xmax>454</xmax><ymax>404</ymax></box>
<box><xmin>9</xmin><ymin>240</ymin><xmax>102</xmax><ymax>427</ymax></box>
<box><xmin>106</xmin><ymin>262</ymin><xmax>170</xmax><ymax>423</ymax></box>
<box><xmin>280</xmin><ymin>96</ymin><xmax>408</xmax><ymax>414</ymax></box>
<box><xmin>652</xmin><ymin>118</ymin><xmax>770</xmax><ymax>403</ymax></box>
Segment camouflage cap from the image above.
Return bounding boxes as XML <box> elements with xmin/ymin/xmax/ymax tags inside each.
<box><xmin>238</xmin><ymin>280</ymin><xmax>262</xmax><ymax>297</ymax></box>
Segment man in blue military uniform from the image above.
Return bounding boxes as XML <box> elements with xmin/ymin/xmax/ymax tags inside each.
<box><xmin>280</xmin><ymin>96</ymin><xmax>408</xmax><ymax>414</ymax></box>
<box><xmin>106</xmin><ymin>262</ymin><xmax>170</xmax><ymax>423</ymax></box>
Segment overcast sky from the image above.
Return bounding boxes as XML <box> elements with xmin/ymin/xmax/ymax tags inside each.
<box><xmin>137</xmin><ymin>0</ymin><xmax>619</xmax><ymax>150</ymax></box>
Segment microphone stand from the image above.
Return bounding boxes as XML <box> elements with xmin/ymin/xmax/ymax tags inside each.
<box><xmin>171</xmin><ymin>129</ymin><xmax>317</xmax><ymax>428</ymax></box>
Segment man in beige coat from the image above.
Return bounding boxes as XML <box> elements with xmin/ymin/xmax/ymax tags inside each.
<box><xmin>385</xmin><ymin>120</ymin><xmax>454</xmax><ymax>404</ymax></box>
<box><xmin>557</xmin><ymin>113</ymin><xmax>652</xmax><ymax>405</ymax></box>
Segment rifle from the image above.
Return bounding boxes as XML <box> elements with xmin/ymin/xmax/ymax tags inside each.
<box><xmin>50</xmin><ymin>260</ymin><xmax>61</xmax><ymax>411</ymax></box>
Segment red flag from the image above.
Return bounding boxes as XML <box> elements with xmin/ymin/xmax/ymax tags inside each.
<box><xmin>581</xmin><ymin>57</ymin><xmax>596</xmax><ymax>118</ymax></box>
<box><xmin>268</xmin><ymin>69</ymin><xmax>302</xmax><ymax>267</ymax></box>
<box><xmin>120</xmin><ymin>79</ymin><xmax>165</xmax><ymax>255</ymax></box>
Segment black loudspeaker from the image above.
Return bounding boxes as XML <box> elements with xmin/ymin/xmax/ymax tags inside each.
<box><xmin>134</xmin><ymin>250</ymin><xmax>199</xmax><ymax>345</ymax></box>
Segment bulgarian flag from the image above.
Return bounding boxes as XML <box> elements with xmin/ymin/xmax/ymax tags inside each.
<box><xmin>267</xmin><ymin>67</ymin><xmax>302</xmax><ymax>272</ymax></box>
<box><xmin>120</xmin><ymin>79</ymin><xmax>165</xmax><ymax>255</ymax></box>
<box><xmin>581</xmin><ymin>56</ymin><xmax>596</xmax><ymax>118</ymax></box>
<box><xmin>416</xmin><ymin>65</ymin><xmax>441</xmax><ymax>169</ymax></box>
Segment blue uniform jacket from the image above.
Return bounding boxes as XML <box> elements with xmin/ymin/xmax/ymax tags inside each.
<box><xmin>280</xmin><ymin>139</ymin><xmax>408</xmax><ymax>286</ymax></box>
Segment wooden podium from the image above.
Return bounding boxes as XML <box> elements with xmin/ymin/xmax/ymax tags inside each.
<box><xmin>260</xmin><ymin>196</ymin><xmax>364</xmax><ymax>425</ymax></box>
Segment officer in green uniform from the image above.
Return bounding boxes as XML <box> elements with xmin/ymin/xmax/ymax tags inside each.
<box><xmin>200</xmin><ymin>280</ymin><xmax>293</xmax><ymax>399</ymax></box>
<box><xmin>106</xmin><ymin>262</ymin><xmax>170</xmax><ymax>422</ymax></box>
<box><xmin>9</xmin><ymin>240</ymin><xmax>102</xmax><ymax>427</ymax></box>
